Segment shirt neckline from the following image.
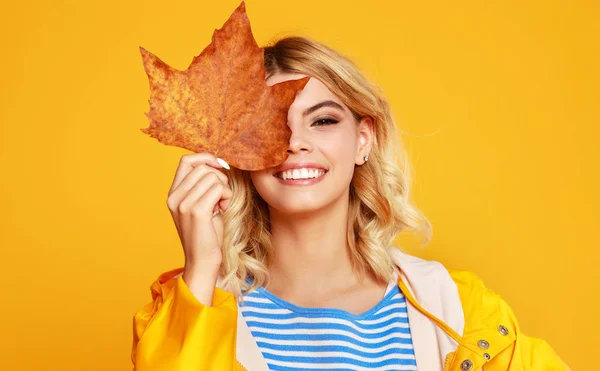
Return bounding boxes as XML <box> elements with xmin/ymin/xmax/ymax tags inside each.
<box><xmin>251</xmin><ymin>270</ymin><xmax>401</xmax><ymax>320</ymax></box>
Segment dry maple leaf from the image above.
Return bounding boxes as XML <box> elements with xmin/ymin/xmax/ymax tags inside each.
<box><xmin>139</xmin><ymin>1</ymin><xmax>309</xmax><ymax>170</ymax></box>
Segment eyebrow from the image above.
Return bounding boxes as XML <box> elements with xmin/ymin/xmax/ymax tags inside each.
<box><xmin>302</xmin><ymin>100</ymin><xmax>346</xmax><ymax>117</ymax></box>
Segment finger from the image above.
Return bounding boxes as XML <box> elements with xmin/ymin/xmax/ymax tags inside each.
<box><xmin>169</xmin><ymin>164</ymin><xmax>229</xmax><ymax>204</ymax></box>
<box><xmin>218</xmin><ymin>186</ymin><xmax>233</xmax><ymax>211</ymax></box>
<box><xmin>180</xmin><ymin>163</ymin><xmax>229</xmax><ymax>190</ymax></box>
<box><xmin>192</xmin><ymin>181</ymin><xmax>227</xmax><ymax>218</ymax></box>
<box><xmin>169</xmin><ymin>153</ymin><xmax>223</xmax><ymax>195</ymax></box>
<box><xmin>178</xmin><ymin>172</ymin><xmax>223</xmax><ymax>215</ymax></box>
<box><xmin>180</xmin><ymin>182</ymin><xmax>226</xmax><ymax>257</ymax></box>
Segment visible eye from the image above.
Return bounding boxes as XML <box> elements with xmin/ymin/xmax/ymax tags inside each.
<box><xmin>311</xmin><ymin>118</ymin><xmax>339</xmax><ymax>126</ymax></box>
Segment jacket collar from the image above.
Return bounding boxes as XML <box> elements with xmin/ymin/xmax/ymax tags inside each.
<box><xmin>235</xmin><ymin>246</ymin><xmax>466</xmax><ymax>371</ymax></box>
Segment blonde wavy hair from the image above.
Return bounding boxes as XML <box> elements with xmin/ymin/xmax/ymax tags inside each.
<box><xmin>218</xmin><ymin>35</ymin><xmax>432</xmax><ymax>301</ymax></box>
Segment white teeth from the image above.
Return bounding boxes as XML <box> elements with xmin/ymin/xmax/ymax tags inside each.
<box><xmin>277</xmin><ymin>168</ymin><xmax>326</xmax><ymax>180</ymax></box>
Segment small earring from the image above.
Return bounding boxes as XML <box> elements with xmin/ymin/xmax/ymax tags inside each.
<box><xmin>363</xmin><ymin>155</ymin><xmax>369</xmax><ymax>162</ymax></box>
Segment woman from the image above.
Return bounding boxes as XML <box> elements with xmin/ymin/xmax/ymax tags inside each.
<box><xmin>131</xmin><ymin>36</ymin><xmax>569</xmax><ymax>371</ymax></box>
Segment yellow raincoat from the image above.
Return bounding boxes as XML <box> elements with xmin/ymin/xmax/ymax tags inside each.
<box><xmin>131</xmin><ymin>247</ymin><xmax>570</xmax><ymax>370</ymax></box>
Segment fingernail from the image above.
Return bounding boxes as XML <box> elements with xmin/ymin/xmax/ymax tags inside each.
<box><xmin>216</xmin><ymin>157</ymin><xmax>230</xmax><ymax>170</ymax></box>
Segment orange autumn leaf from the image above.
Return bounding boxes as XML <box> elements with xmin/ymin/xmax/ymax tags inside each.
<box><xmin>139</xmin><ymin>1</ymin><xmax>309</xmax><ymax>170</ymax></box>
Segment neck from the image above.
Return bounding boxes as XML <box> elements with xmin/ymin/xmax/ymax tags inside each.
<box><xmin>266</xmin><ymin>190</ymin><xmax>357</xmax><ymax>296</ymax></box>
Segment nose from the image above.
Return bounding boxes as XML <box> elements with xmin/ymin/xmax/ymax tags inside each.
<box><xmin>286</xmin><ymin>124</ymin><xmax>312</xmax><ymax>154</ymax></box>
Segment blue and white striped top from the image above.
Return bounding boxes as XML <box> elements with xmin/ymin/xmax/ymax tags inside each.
<box><xmin>238</xmin><ymin>273</ymin><xmax>417</xmax><ymax>371</ymax></box>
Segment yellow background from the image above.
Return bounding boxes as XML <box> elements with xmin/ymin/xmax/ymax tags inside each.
<box><xmin>1</xmin><ymin>0</ymin><xmax>597</xmax><ymax>369</ymax></box>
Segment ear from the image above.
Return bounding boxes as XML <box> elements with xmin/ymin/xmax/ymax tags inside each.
<box><xmin>355</xmin><ymin>116</ymin><xmax>374</xmax><ymax>165</ymax></box>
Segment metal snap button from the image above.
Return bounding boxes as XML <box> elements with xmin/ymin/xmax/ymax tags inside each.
<box><xmin>498</xmin><ymin>325</ymin><xmax>509</xmax><ymax>335</ymax></box>
<box><xmin>477</xmin><ymin>339</ymin><xmax>490</xmax><ymax>349</ymax></box>
<box><xmin>483</xmin><ymin>352</ymin><xmax>491</xmax><ymax>360</ymax></box>
<box><xmin>460</xmin><ymin>360</ymin><xmax>473</xmax><ymax>370</ymax></box>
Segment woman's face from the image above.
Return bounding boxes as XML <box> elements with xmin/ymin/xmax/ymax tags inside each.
<box><xmin>249</xmin><ymin>73</ymin><xmax>373</xmax><ymax>216</ymax></box>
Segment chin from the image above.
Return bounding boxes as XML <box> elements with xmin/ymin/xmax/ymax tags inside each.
<box><xmin>267</xmin><ymin>198</ymin><xmax>328</xmax><ymax>216</ymax></box>
<box><xmin>251</xmin><ymin>173</ymin><xmax>351</xmax><ymax>217</ymax></box>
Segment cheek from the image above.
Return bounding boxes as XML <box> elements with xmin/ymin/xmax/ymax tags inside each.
<box><xmin>250</xmin><ymin>171</ymin><xmax>265</xmax><ymax>188</ymax></box>
<box><xmin>250</xmin><ymin>171</ymin><xmax>274</xmax><ymax>198</ymax></box>
<box><xmin>318</xmin><ymin>132</ymin><xmax>358</xmax><ymax>168</ymax></box>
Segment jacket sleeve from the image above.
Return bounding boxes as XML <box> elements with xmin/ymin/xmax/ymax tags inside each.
<box><xmin>489</xmin><ymin>293</ymin><xmax>572</xmax><ymax>371</ymax></box>
<box><xmin>131</xmin><ymin>268</ymin><xmax>238</xmax><ymax>371</ymax></box>
<box><xmin>449</xmin><ymin>270</ymin><xmax>571</xmax><ymax>371</ymax></box>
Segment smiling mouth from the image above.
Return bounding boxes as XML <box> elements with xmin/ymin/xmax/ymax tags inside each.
<box><xmin>274</xmin><ymin>168</ymin><xmax>328</xmax><ymax>180</ymax></box>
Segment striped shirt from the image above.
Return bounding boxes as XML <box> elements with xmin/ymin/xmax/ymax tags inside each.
<box><xmin>238</xmin><ymin>273</ymin><xmax>417</xmax><ymax>371</ymax></box>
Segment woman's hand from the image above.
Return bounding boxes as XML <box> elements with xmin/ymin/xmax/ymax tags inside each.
<box><xmin>166</xmin><ymin>152</ymin><xmax>233</xmax><ymax>305</ymax></box>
